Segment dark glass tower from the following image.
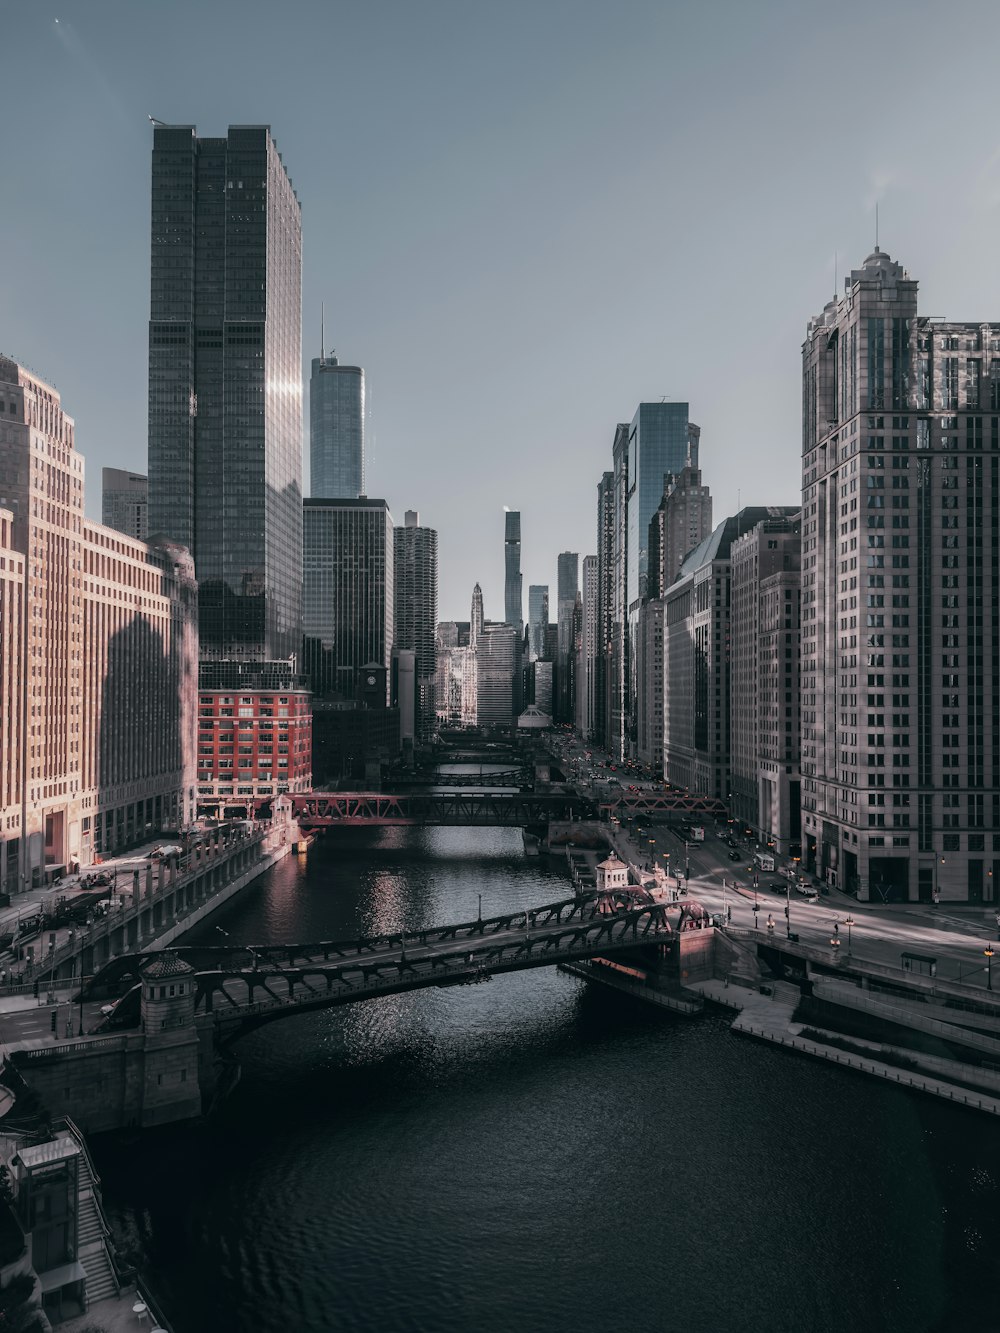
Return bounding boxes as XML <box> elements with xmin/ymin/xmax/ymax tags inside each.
<box><xmin>310</xmin><ymin>354</ymin><xmax>364</xmax><ymax>498</ymax></box>
<box><xmin>147</xmin><ymin>124</ymin><xmax>303</xmax><ymax>662</ymax></box>
<box><xmin>504</xmin><ymin>510</ymin><xmax>522</xmax><ymax>630</ymax></box>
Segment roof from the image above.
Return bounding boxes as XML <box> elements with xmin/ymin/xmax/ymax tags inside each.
<box><xmin>597</xmin><ymin>857</ymin><xmax>626</xmax><ymax>870</ymax></box>
<box><xmin>140</xmin><ymin>951</ymin><xmax>195</xmax><ymax>980</ymax></box>
<box><xmin>17</xmin><ymin>1137</ymin><xmax>78</xmax><ymax>1168</ymax></box>
<box><xmin>675</xmin><ymin>506</ymin><xmax>801</xmax><ymax>581</ymax></box>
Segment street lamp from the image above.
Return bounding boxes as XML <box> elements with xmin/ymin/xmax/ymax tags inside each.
<box><xmin>830</xmin><ymin>934</ymin><xmax>841</xmax><ymax>961</ymax></box>
<box><xmin>985</xmin><ymin>945</ymin><xmax>995</xmax><ymax>992</ymax></box>
<box><xmin>844</xmin><ymin>914</ymin><xmax>854</xmax><ymax>956</ymax></box>
<box><xmin>785</xmin><ymin>878</ymin><xmax>791</xmax><ymax>938</ymax></box>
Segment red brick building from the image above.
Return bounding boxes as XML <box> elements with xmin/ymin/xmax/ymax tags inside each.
<box><xmin>197</xmin><ymin>666</ymin><xmax>311</xmax><ymax>816</ymax></box>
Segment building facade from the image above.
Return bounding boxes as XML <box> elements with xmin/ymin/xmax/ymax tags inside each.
<box><xmin>147</xmin><ymin>123</ymin><xmax>303</xmax><ymax>662</ymax></box>
<box><xmin>527</xmin><ymin>584</ymin><xmax>548</xmax><ymax>662</ymax></box>
<box><xmin>556</xmin><ymin>552</ymin><xmax>578</xmax><ymax>723</ymax></box>
<box><xmin>663</xmin><ymin>508</ymin><xmax>797</xmax><ymax>800</ymax></box>
<box><xmin>393</xmin><ymin>511</ymin><xmax>438</xmax><ymax>741</ymax></box>
<box><xmin>802</xmin><ymin>248</ymin><xmax>1000</xmax><ymax>902</ymax></box>
<box><xmin>648</xmin><ymin>464</ymin><xmax>713</xmax><ymax>599</ymax></box>
<box><xmin>477</xmin><ymin>624</ymin><xmax>519</xmax><ymax>728</ymax></box>
<box><xmin>577</xmin><ymin>555</ymin><xmax>598</xmax><ymax>740</ymax></box>
<box><xmin>101</xmin><ymin>468</ymin><xmax>149</xmax><ymax>540</ymax></box>
<box><xmin>309</xmin><ymin>354</ymin><xmax>364</xmax><ymax>499</ymax></box>
<box><xmin>0</xmin><ymin>358</ymin><xmax>198</xmax><ymax>887</ymax></box>
<box><xmin>195</xmin><ymin>661</ymin><xmax>311</xmax><ymax>814</ymax></box>
<box><xmin>594</xmin><ymin>470</ymin><xmax>615</xmax><ymax>750</ymax></box>
<box><xmin>729</xmin><ymin>515</ymin><xmax>802</xmax><ymax>854</ymax></box>
<box><xmin>504</xmin><ymin>510</ymin><xmax>522</xmax><ymax>631</ymax></box>
<box><xmin>303</xmin><ymin>497</ymin><xmax>394</xmax><ymax>702</ymax></box>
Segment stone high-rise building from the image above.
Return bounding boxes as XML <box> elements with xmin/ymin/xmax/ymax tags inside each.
<box><xmin>648</xmin><ymin>465</ymin><xmax>713</xmax><ymax>599</ymax></box>
<box><xmin>0</xmin><ymin>359</ymin><xmax>198</xmax><ymax>888</ymax></box>
<box><xmin>147</xmin><ymin>123</ymin><xmax>303</xmax><ymax>662</ymax></box>
<box><xmin>729</xmin><ymin>515</ymin><xmax>802</xmax><ymax>855</ymax></box>
<box><xmin>577</xmin><ymin>555</ymin><xmax>599</xmax><ymax>739</ymax></box>
<box><xmin>556</xmin><ymin>552</ymin><xmax>578</xmax><ymax>722</ymax></box>
<box><xmin>102</xmin><ymin>468</ymin><xmax>149</xmax><ymax>540</ymax></box>
<box><xmin>802</xmin><ymin>248</ymin><xmax>1000</xmax><ymax>903</ymax></box>
<box><xmin>394</xmin><ymin>511</ymin><xmax>438</xmax><ymax>740</ymax></box>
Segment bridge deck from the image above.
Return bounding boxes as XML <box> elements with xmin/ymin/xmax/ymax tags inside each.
<box><xmin>93</xmin><ymin>890</ymin><xmax>678</xmax><ymax>1039</ymax></box>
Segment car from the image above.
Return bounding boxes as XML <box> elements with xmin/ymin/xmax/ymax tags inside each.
<box><xmin>768</xmin><ymin>881</ymin><xmax>787</xmax><ymax>892</ymax></box>
<box><xmin>728</xmin><ymin>851</ymin><xmax>742</xmax><ymax>862</ymax></box>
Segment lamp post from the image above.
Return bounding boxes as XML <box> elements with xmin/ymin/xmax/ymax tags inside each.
<box><xmin>985</xmin><ymin>944</ymin><xmax>994</xmax><ymax>992</ymax></box>
<box><xmin>830</xmin><ymin>933</ymin><xmax>841</xmax><ymax>961</ymax></box>
<box><xmin>684</xmin><ymin>841</ymin><xmax>690</xmax><ymax>879</ymax></box>
<box><xmin>844</xmin><ymin>914</ymin><xmax>854</xmax><ymax>957</ymax></box>
<box><xmin>477</xmin><ymin>893</ymin><xmax>482</xmax><ymax>924</ymax></box>
<box><xmin>785</xmin><ymin>878</ymin><xmax>791</xmax><ymax>938</ymax></box>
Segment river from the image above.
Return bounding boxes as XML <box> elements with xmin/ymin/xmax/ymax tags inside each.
<box><xmin>90</xmin><ymin>815</ymin><xmax>1000</xmax><ymax>1333</ymax></box>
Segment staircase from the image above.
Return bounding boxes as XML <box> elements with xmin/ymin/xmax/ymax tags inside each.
<box><xmin>63</xmin><ymin>1121</ymin><xmax>119</xmax><ymax>1306</ymax></box>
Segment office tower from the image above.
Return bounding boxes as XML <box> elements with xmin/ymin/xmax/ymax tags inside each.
<box><xmin>102</xmin><ymin>468</ymin><xmax>149</xmax><ymax>540</ymax></box>
<box><xmin>609</xmin><ymin>403</ymin><xmax>701</xmax><ymax>757</ymax></box>
<box><xmin>527</xmin><ymin>585</ymin><xmax>548</xmax><ymax>661</ymax></box>
<box><xmin>147</xmin><ymin>123</ymin><xmax>303</xmax><ymax>662</ymax></box>
<box><xmin>394</xmin><ymin>510</ymin><xmax>438</xmax><ymax>740</ymax></box>
<box><xmin>648</xmin><ymin>465</ymin><xmax>713</xmax><ymax>598</ymax></box>
<box><xmin>0</xmin><ymin>359</ymin><xmax>198</xmax><ymax>885</ymax></box>
<box><xmin>477</xmin><ymin>624</ymin><xmax>519</xmax><ymax>726</ymax></box>
<box><xmin>530</xmin><ymin>660</ymin><xmax>554</xmax><ymax>716</ymax></box>
<box><xmin>663</xmin><ymin>508</ymin><xmax>797</xmax><ymax>799</ymax></box>
<box><xmin>577</xmin><ymin>555</ymin><xmax>599</xmax><ymax>739</ymax></box>
<box><xmin>803</xmin><ymin>248</ymin><xmax>1000</xmax><ymax>903</ymax></box>
<box><xmin>436</xmin><ymin>627</ymin><xmax>478</xmax><ymax>727</ymax></box>
<box><xmin>303</xmin><ymin>498</ymin><xmax>393</xmax><ymax>701</ymax></box>
<box><xmin>504</xmin><ymin>510</ymin><xmax>522</xmax><ymax>630</ymax></box>
<box><xmin>635</xmin><ymin>599</ymin><xmax>664</xmax><ymax>769</ymax></box>
<box><xmin>470</xmin><ymin>583</ymin><xmax>484</xmax><ymax>649</ymax></box>
<box><xmin>730</xmin><ymin>515</ymin><xmax>801</xmax><ymax>854</ymax></box>
<box><xmin>310</xmin><ymin>352</ymin><xmax>364</xmax><ymax>498</ymax></box>
<box><xmin>595</xmin><ymin>471</ymin><xmax>615</xmax><ymax>750</ymax></box>
<box><xmin>0</xmin><ymin>509</ymin><xmax>25</xmax><ymax>892</ymax></box>
<box><xmin>556</xmin><ymin>552</ymin><xmax>579</xmax><ymax>722</ymax></box>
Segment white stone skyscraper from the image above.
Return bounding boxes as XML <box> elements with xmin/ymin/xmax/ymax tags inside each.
<box><xmin>802</xmin><ymin>248</ymin><xmax>1000</xmax><ymax>903</ymax></box>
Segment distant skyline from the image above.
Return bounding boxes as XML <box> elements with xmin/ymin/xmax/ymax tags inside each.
<box><xmin>4</xmin><ymin>0</ymin><xmax>1000</xmax><ymax>617</ymax></box>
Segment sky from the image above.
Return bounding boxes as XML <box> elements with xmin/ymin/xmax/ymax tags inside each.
<box><xmin>4</xmin><ymin>0</ymin><xmax>1000</xmax><ymax>619</ymax></box>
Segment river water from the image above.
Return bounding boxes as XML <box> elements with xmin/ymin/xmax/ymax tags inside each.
<box><xmin>91</xmin><ymin>813</ymin><xmax>1000</xmax><ymax>1333</ymax></box>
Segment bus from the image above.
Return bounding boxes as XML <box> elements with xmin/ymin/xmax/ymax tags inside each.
<box><xmin>688</xmin><ymin>826</ymin><xmax>705</xmax><ymax>842</ymax></box>
<box><xmin>753</xmin><ymin>852</ymin><xmax>775</xmax><ymax>873</ymax></box>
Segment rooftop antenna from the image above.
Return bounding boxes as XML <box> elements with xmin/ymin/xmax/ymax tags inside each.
<box><xmin>875</xmin><ymin>202</ymin><xmax>879</xmax><ymax>250</ymax></box>
<box><xmin>834</xmin><ymin>250</ymin><xmax>838</xmax><ymax>297</ymax></box>
<box><xmin>321</xmin><ymin>302</ymin><xmax>325</xmax><ymax>360</ymax></box>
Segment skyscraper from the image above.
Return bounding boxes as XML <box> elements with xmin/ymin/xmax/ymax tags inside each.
<box><xmin>102</xmin><ymin>468</ymin><xmax>148</xmax><ymax>540</ymax></box>
<box><xmin>310</xmin><ymin>352</ymin><xmax>364</xmax><ymax>498</ymax></box>
<box><xmin>802</xmin><ymin>248</ymin><xmax>1000</xmax><ymax>903</ymax></box>
<box><xmin>556</xmin><ymin>552</ymin><xmax>579</xmax><ymax>722</ymax></box>
<box><xmin>470</xmin><ymin>583</ymin><xmax>484</xmax><ymax>650</ymax></box>
<box><xmin>610</xmin><ymin>402</ymin><xmax>701</xmax><ymax>756</ymax></box>
<box><xmin>303</xmin><ymin>498</ymin><xmax>394</xmax><ymax>701</ymax></box>
<box><xmin>577</xmin><ymin>555</ymin><xmax>598</xmax><ymax>739</ymax></box>
<box><xmin>504</xmin><ymin>510</ymin><xmax>522</xmax><ymax>630</ymax></box>
<box><xmin>528</xmin><ymin>584</ymin><xmax>548</xmax><ymax>661</ymax></box>
<box><xmin>394</xmin><ymin>511</ymin><xmax>439</xmax><ymax>740</ymax></box>
<box><xmin>147</xmin><ymin>123</ymin><xmax>303</xmax><ymax>662</ymax></box>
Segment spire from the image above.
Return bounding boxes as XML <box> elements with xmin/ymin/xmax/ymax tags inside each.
<box><xmin>321</xmin><ymin>301</ymin><xmax>325</xmax><ymax>360</ymax></box>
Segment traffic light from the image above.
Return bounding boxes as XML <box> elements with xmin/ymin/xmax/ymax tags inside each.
<box><xmin>49</xmin><ymin>1009</ymin><xmax>57</xmax><ymax>1034</ymax></box>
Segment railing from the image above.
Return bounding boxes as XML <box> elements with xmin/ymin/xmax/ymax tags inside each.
<box><xmin>25</xmin><ymin>832</ymin><xmax>272</xmax><ymax>982</ymax></box>
<box><xmin>737</xmin><ymin>1021</ymin><xmax>1000</xmax><ymax>1116</ymax></box>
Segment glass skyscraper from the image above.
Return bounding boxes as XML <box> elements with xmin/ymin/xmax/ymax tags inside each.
<box><xmin>310</xmin><ymin>355</ymin><xmax>364</xmax><ymax>498</ymax></box>
<box><xmin>147</xmin><ymin>124</ymin><xmax>303</xmax><ymax>662</ymax></box>
<box><xmin>504</xmin><ymin>510</ymin><xmax>522</xmax><ymax>629</ymax></box>
<box><xmin>527</xmin><ymin>584</ymin><xmax>548</xmax><ymax>661</ymax></box>
<box><xmin>303</xmin><ymin>498</ymin><xmax>394</xmax><ymax>701</ymax></box>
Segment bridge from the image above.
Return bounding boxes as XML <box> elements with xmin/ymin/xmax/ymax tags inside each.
<box><xmin>291</xmin><ymin>790</ymin><xmax>595</xmax><ymax>828</ymax></box>
<box><xmin>89</xmin><ymin>889</ymin><xmax>675</xmax><ymax>1041</ymax></box>
<box><xmin>609</xmin><ymin>792</ymin><xmax>727</xmax><ymax>819</ymax></box>
<box><xmin>392</xmin><ymin>768</ymin><xmax>531</xmax><ymax>789</ymax></box>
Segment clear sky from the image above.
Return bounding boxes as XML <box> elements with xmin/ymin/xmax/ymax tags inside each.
<box><xmin>4</xmin><ymin>0</ymin><xmax>1000</xmax><ymax>619</ymax></box>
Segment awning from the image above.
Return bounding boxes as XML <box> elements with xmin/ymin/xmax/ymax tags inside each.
<box><xmin>39</xmin><ymin>1260</ymin><xmax>87</xmax><ymax>1292</ymax></box>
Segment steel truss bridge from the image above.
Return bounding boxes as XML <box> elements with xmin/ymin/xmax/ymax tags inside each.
<box><xmin>291</xmin><ymin>791</ymin><xmax>595</xmax><ymax>827</ymax></box>
<box><xmin>392</xmin><ymin>768</ymin><xmax>531</xmax><ymax>789</ymax></box>
<box><xmin>90</xmin><ymin>890</ymin><xmax>674</xmax><ymax>1041</ymax></box>
<box><xmin>609</xmin><ymin>792</ymin><xmax>727</xmax><ymax>819</ymax></box>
